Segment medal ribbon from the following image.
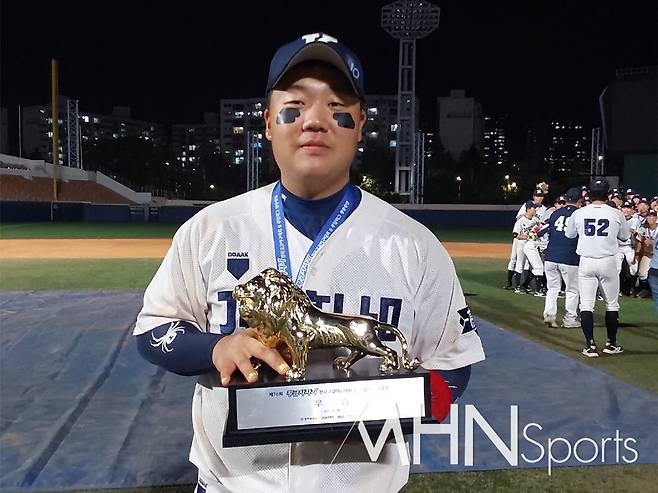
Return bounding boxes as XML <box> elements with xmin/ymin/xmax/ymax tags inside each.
<box><xmin>270</xmin><ymin>181</ymin><xmax>357</xmax><ymax>287</ymax></box>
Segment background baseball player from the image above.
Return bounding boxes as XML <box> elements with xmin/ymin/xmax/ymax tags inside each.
<box><xmin>521</xmin><ymin>218</ymin><xmax>546</xmax><ymax>296</ymax></box>
<box><xmin>565</xmin><ymin>178</ymin><xmax>631</xmax><ymax>357</ymax></box>
<box><xmin>512</xmin><ymin>201</ymin><xmax>541</xmax><ymax>293</ymax></box>
<box><xmin>132</xmin><ymin>33</ymin><xmax>485</xmax><ymax>493</ymax></box>
<box><xmin>618</xmin><ymin>201</ymin><xmax>639</xmax><ymax>295</ymax></box>
<box><xmin>504</xmin><ymin>188</ymin><xmax>546</xmax><ymax>289</ymax></box>
<box><xmin>634</xmin><ymin>209</ymin><xmax>657</xmax><ymax>298</ymax></box>
<box><xmin>538</xmin><ymin>189</ymin><xmax>580</xmax><ymax>328</ymax></box>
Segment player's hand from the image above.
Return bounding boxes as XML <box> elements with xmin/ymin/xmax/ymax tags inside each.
<box><xmin>211</xmin><ymin>328</ymin><xmax>290</xmax><ymax>386</ymax></box>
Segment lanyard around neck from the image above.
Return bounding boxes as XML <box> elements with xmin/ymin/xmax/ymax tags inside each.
<box><xmin>270</xmin><ymin>181</ymin><xmax>357</xmax><ymax>288</ymax></box>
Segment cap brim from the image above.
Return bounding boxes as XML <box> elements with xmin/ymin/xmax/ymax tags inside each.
<box><xmin>271</xmin><ymin>44</ymin><xmax>361</xmax><ymax>99</ymax></box>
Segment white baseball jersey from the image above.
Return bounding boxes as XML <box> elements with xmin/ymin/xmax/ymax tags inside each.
<box><xmin>636</xmin><ymin>224</ymin><xmax>657</xmax><ymax>244</ymax></box>
<box><xmin>628</xmin><ymin>214</ymin><xmax>642</xmax><ymax>233</ymax></box>
<box><xmin>618</xmin><ymin>216</ymin><xmax>635</xmax><ymax>247</ymax></box>
<box><xmin>134</xmin><ymin>183</ymin><xmax>485</xmax><ymax>493</ymax></box>
<box><xmin>513</xmin><ymin>215</ymin><xmax>539</xmax><ymax>237</ymax></box>
<box><xmin>564</xmin><ymin>204</ymin><xmax>630</xmax><ymax>258</ymax></box>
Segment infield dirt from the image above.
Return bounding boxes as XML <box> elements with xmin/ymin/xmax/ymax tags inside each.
<box><xmin>0</xmin><ymin>240</ymin><xmax>510</xmax><ymax>259</ymax></box>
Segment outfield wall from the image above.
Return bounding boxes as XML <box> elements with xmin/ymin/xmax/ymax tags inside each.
<box><xmin>1</xmin><ymin>201</ymin><xmax>519</xmax><ymax>227</ymax></box>
<box><xmin>0</xmin><ymin>201</ymin><xmax>143</xmax><ymax>223</ymax></box>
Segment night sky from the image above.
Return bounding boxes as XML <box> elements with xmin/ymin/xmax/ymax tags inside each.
<box><xmin>2</xmin><ymin>0</ymin><xmax>656</xmax><ymax>153</ymax></box>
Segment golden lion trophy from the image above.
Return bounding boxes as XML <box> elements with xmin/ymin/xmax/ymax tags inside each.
<box><xmin>233</xmin><ymin>268</ymin><xmax>420</xmax><ymax>381</ymax></box>
<box><xmin>222</xmin><ymin>268</ymin><xmax>432</xmax><ymax>448</ymax></box>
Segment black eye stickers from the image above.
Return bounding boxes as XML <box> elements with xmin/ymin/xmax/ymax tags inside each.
<box><xmin>333</xmin><ymin>112</ymin><xmax>356</xmax><ymax>129</ymax></box>
<box><xmin>276</xmin><ymin>108</ymin><xmax>301</xmax><ymax>124</ymax></box>
<box><xmin>276</xmin><ymin>108</ymin><xmax>356</xmax><ymax>128</ymax></box>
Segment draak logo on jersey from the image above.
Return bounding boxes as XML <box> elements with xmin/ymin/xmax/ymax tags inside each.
<box><xmin>226</xmin><ymin>252</ymin><xmax>250</xmax><ymax>280</ymax></box>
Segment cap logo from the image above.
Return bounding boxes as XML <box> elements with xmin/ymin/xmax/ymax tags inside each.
<box><xmin>349</xmin><ymin>60</ymin><xmax>360</xmax><ymax>79</ymax></box>
<box><xmin>302</xmin><ymin>32</ymin><xmax>338</xmax><ymax>44</ymax></box>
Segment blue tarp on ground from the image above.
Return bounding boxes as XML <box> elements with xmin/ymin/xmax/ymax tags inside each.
<box><xmin>0</xmin><ymin>291</ymin><xmax>656</xmax><ymax>491</ymax></box>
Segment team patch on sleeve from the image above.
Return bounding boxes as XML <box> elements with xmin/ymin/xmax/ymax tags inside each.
<box><xmin>457</xmin><ymin>305</ymin><xmax>477</xmax><ymax>334</ymax></box>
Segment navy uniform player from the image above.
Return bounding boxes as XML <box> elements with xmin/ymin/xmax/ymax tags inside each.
<box><xmin>565</xmin><ymin>178</ymin><xmax>631</xmax><ymax>357</ymax></box>
<box><xmin>133</xmin><ymin>33</ymin><xmax>484</xmax><ymax>493</ymax></box>
<box><xmin>539</xmin><ymin>189</ymin><xmax>580</xmax><ymax>328</ymax></box>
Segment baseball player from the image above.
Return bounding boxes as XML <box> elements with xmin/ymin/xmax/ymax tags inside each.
<box><xmin>521</xmin><ymin>218</ymin><xmax>546</xmax><ymax>296</ymax></box>
<box><xmin>649</xmin><ymin>228</ymin><xmax>658</xmax><ymax>312</ymax></box>
<box><xmin>618</xmin><ymin>201</ymin><xmax>639</xmax><ymax>295</ymax></box>
<box><xmin>516</xmin><ymin>188</ymin><xmax>548</xmax><ymax>221</ymax></box>
<box><xmin>512</xmin><ymin>201</ymin><xmax>541</xmax><ymax>293</ymax></box>
<box><xmin>565</xmin><ymin>178</ymin><xmax>631</xmax><ymax>357</ymax></box>
<box><xmin>539</xmin><ymin>189</ymin><xmax>580</xmax><ymax>328</ymax></box>
<box><xmin>634</xmin><ymin>209</ymin><xmax>657</xmax><ymax>297</ymax></box>
<box><xmin>133</xmin><ymin>33</ymin><xmax>485</xmax><ymax>493</ymax></box>
<box><xmin>504</xmin><ymin>189</ymin><xmax>546</xmax><ymax>289</ymax></box>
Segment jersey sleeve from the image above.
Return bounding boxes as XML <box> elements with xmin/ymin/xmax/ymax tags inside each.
<box><xmin>564</xmin><ymin>210</ymin><xmax>579</xmax><ymax>238</ymax></box>
<box><xmin>512</xmin><ymin>218</ymin><xmax>522</xmax><ymax>235</ymax></box>
<box><xmin>410</xmin><ymin>239</ymin><xmax>485</xmax><ymax>370</ymax></box>
<box><xmin>617</xmin><ymin>210</ymin><xmax>631</xmax><ymax>242</ymax></box>
<box><xmin>133</xmin><ymin>220</ymin><xmax>208</xmax><ymax>336</ymax></box>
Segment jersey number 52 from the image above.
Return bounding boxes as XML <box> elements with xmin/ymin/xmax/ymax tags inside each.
<box><xmin>583</xmin><ymin>218</ymin><xmax>609</xmax><ymax>236</ymax></box>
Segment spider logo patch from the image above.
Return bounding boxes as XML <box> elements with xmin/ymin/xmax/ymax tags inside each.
<box><xmin>150</xmin><ymin>321</ymin><xmax>185</xmax><ymax>353</ymax></box>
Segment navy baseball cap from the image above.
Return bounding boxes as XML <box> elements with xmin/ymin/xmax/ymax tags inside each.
<box><xmin>564</xmin><ymin>187</ymin><xmax>581</xmax><ymax>201</ymax></box>
<box><xmin>555</xmin><ymin>195</ymin><xmax>566</xmax><ymax>204</ymax></box>
<box><xmin>622</xmin><ymin>201</ymin><xmax>633</xmax><ymax>208</ymax></box>
<box><xmin>589</xmin><ymin>177</ymin><xmax>610</xmax><ymax>193</ymax></box>
<box><xmin>532</xmin><ymin>189</ymin><xmax>544</xmax><ymax>196</ymax></box>
<box><xmin>266</xmin><ymin>32</ymin><xmax>365</xmax><ymax>101</ymax></box>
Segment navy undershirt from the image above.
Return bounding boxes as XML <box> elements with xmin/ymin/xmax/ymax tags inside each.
<box><xmin>280</xmin><ymin>182</ymin><xmax>362</xmax><ymax>240</ymax></box>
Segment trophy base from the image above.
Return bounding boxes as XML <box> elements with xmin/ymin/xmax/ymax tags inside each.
<box><xmin>223</xmin><ymin>349</ymin><xmax>432</xmax><ymax>448</ymax></box>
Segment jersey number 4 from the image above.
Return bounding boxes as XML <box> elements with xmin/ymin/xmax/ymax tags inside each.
<box><xmin>584</xmin><ymin>218</ymin><xmax>609</xmax><ymax>236</ymax></box>
<box><xmin>554</xmin><ymin>216</ymin><xmax>570</xmax><ymax>232</ymax></box>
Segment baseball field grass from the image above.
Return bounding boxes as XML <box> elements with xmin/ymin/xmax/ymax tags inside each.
<box><xmin>0</xmin><ymin>221</ymin><xmax>511</xmax><ymax>243</ymax></box>
<box><xmin>37</xmin><ymin>464</ymin><xmax>657</xmax><ymax>493</ymax></box>
<box><xmin>1</xmin><ymin>221</ymin><xmax>656</xmax><ymax>492</ymax></box>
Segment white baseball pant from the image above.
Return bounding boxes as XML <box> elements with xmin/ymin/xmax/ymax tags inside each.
<box><xmin>522</xmin><ymin>241</ymin><xmax>544</xmax><ymax>276</ymax></box>
<box><xmin>509</xmin><ymin>238</ymin><xmax>530</xmax><ymax>272</ymax></box>
<box><xmin>543</xmin><ymin>261</ymin><xmax>579</xmax><ymax>323</ymax></box>
<box><xmin>616</xmin><ymin>246</ymin><xmax>638</xmax><ymax>276</ymax></box>
<box><xmin>578</xmin><ymin>256</ymin><xmax>620</xmax><ymax>312</ymax></box>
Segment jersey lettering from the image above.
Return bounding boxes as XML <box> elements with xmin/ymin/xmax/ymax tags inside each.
<box><xmin>333</xmin><ymin>293</ymin><xmax>344</xmax><ymax>313</ymax></box>
<box><xmin>360</xmin><ymin>296</ymin><xmax>379</xmax><ymax>319</ymax></box>
<box><xmin>584</xmin><ymin>218</ymin><xmax>609</xmax><ymax>237</ymax></box>
<box><xmin>554</xmin><ymin>215</ymin><xmax>568</xmax><ymax>232</ymax></box>
<box><xmin>217</xmin><ymin>291</ymin><xmax>237</xmax><ymax>334</ymax></box>
<box><xmin>306</xmin><ymin>290</ymin><xmax>331</xmax><ymax>310</ymax></box>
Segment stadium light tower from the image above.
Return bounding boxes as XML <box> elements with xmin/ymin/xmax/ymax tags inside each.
<box><xmin>381</xmin><ymin>0</ymin><xmax>440</xmax><ymax>202</ymax></box>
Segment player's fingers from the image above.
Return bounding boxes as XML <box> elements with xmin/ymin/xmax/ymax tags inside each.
<box><xmin>247</xmin><ymin>339</ymin><xmax>290</xmax><ymax>375</ymax></box>
<box><xmin>235</xmin><ymin>356</ymin><xmax>259</xmax><ymax>384</ymax></box>
<box><xmin>217</xmin><ymin>361</ymin><xmax>237</xmax><ymax>386</ymax></box>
